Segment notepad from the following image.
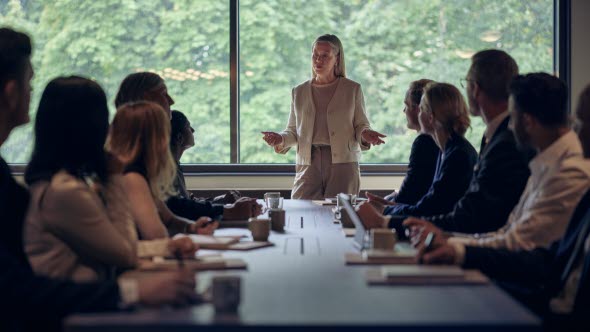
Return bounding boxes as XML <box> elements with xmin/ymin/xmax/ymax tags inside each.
<box><xmin>365</xmin><ymin>266</ymin><xmax>489</xmax><ymax>285</ymax></box>
<box><xmin>187</xmin><ymin>234</ymin><xmax>242</xmax><ymax>249</ymax></box>
<box><xmin>345</xmin><ymin>247</ymin><xmax>416</xmax><ymax>265</ymax></box>
<box><xmin>137</xmin><ymin>257</ymin><xmax>247</xmax><ymax>272</ymax></box>
<box><xmin>381</xmin><ymin>265</ymin><xmax>465</xmax><ymax>278</ymax></box>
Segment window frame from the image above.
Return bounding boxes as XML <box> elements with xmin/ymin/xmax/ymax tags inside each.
<box><xmin>9</xmin><ymin>0</ymin><xmax>564</xmax><ymax>176</ymax></box>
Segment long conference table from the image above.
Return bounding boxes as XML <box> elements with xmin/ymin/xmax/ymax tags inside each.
<box><xmin>65</xmin><ymin>200</ymin><xmax>541</xmax><ymax>331</ymax></box>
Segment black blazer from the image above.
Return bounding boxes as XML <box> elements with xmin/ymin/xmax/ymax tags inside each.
<box><xmin>166</xmin><ymin>165</ymin><xmax>224</xmax><ymax>220</ymax></box>
<box><xmin>386</xmin><ymin>133</ymin><xmax>477</xmax><ymax>217</ymax></box>
<box><xmin>429</xmin><ymin>117</ymin><xmax>533</xmax><ymax>233</ymax></box>
<box><xmin>462</xmin><ymin>189</ymin><xmax>590</xmax><ymax>323</ymax></box>
<box><xmin>0</xmin><ymin>158</ymin><xmax>120</xmax><ymax>332</ymax></box>
<box><xmin>394</xmin><ymin>133</ymin><xmax>439</xmax><ymax>205</ymax></box>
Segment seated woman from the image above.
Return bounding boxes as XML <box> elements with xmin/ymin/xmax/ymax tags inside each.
<box><xmin>168</xmin><ymin>110</ymin><xmax>242</xmax><ymax>220</ymax></box>
<box><xmin>378</xmin><ymin>82</ymin><xmax>477</xmax><ymax>220</ymax></box>
<box><xmin>379</xmin><ymin>79</ymin><xmax>439</xmax><ymax>205</ymax></box>
<box><xmin>107</xmin><ymin>101</ymin><xmax>217</xmax><ymax>239</ymax></box>
<box><xmin>115</xmin><ymin>72</ymin><xmax>261</xmax><ymax>220</ymax></box>
<box><xmin>24</xmin><ymin>76</ymin><xmax>197</xmax><ymax>282</ymax></box>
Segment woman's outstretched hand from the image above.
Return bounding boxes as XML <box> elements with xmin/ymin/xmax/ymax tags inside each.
<box><xmin>361</xmin><ymin>129</ymin><xmax>387</xmax><ymax>145</ymax></box>
<box><xmin>261</xmin><ymin>131</ymin><xmax>283</xmax><ymax>146</ymax></box>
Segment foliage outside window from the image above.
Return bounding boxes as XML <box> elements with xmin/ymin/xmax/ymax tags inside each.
<box><xmin>1</xmin><ymin>0</ymin><xmax>553</xmax><ymax>165</ymax></box>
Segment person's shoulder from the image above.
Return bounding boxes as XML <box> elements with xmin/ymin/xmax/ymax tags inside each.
<box><xmin>339</xmin><ymin>77</ymin><xmax>361</xmax><ymax>89</ymax></box>
<box><xmin>48</xmin><ymin>171</ymin><xmax>87</xmax><ymax>194</ymax></box>
<box><xmin>293</xmin><ymin>79</ymin><xmax>312</xmax><ymax>92</ymax></box>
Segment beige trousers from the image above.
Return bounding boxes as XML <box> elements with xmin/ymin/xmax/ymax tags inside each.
<box><xmin>291</xmin><ymin>145</ymin><xmax>360</xmax><ymax>200</ymax></box>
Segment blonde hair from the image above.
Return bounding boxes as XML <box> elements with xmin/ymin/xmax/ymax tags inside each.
<box><xmin>311</xmin><ymin>34</ymin><xmax>346</xmax><ymax>79</ymax></box>
<box><xmin>421</xmin><ymin>83</ymin><xmax>471</xmax><ymax>136</ymax></box>
<box><xmin>106</xmin><ymin>101</ymin><xmax>176</xmax><ymax>201</ymax></box>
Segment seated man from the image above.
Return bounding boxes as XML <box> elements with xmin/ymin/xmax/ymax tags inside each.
<box><xmin>0</xmin><ymin>28</ymin><xmax>197</xmax><ymax>332</ymax></box>
<box><xmin>167</xmin><ymin>110</ymin><xmax>245</xmax><ymax>220</ymax></box>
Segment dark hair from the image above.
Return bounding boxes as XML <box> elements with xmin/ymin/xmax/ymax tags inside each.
<box><xmin>509</xmin><ymin>72</ymin><xmax>568</xmax><ymax>127</ymax></box>
<box><xmin>408</xmin><ymin>79</ymin><xmax>434</xmax><ymax>105</ymax></box>
<box><xmin>170</xmin><ymin>110</ymin><xmax>189</xmax><ymax>148</ymax></box>
<box><xmin>470</xmin><ymin>49</ymin><xmax>518</xmax><ymax>102</ymax></box>
<box><xmin>114</xmin><ymin>72</ymin><xmax>163</xmax><ymax>108</ymax></box>
<box><xmin>0</xmin><ymin>27</ymin><xmax>32</xmax><ymax>88</ymax></box>
<box><xmin>25</xmin><ymin>76</ymin><xmax>110</xmax><ymax>185</ymax></box>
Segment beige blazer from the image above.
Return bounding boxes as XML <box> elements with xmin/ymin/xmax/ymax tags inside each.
<box><xmin>276</xmin><ymin>77</ymin><xmax>371</xmax><ymax>165</ymax></box>
<box><xmin>24</xmin><ymin>171</ymin><xmax>168</xmax><ymax>282</ymax></box>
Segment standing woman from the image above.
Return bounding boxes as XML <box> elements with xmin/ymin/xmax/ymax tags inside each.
<box><xmin>262</xmin><ymin>34</ymin><xmax>386</xmax><ymax>200</ymax></box>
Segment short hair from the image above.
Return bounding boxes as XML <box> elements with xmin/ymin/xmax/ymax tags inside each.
<box><xmin>509</xmin><ymin>72</ymin><xmax>568</xmax><ymax>127</ymax></box>
<box><xmin>312</xmin><ymin>34</ymin><xmax>346</xmax><ymax>78</ymax></box>
<box><xmin>0</xmin><ymin>27</ymin><xmax>32</xmax><ymax>88</ymax></box>
<box><xmin>114</xmin><ymin>72</ymin><xmax>164</xmax><ymax>108</ymax></box>
<box><xmin>106</xmin><ymin>101</ymin><xmax>176</xmax><ymax>201</ymax></box>
<box><xmin>25</xmin><ymin>76</ymin><xmax>109</xmax><ymax>185</ymax></box>
<box><xmin>469</xmin><ymin>49</ymin><xmax>519</xmax><ymax>102</ymax></box>
<box><xmin>421</xmin><ymin>82</ymin><xmax>471</xmax><ymax>136</ymax></box>
<box><xmin>170</xmin><ymin>110</ymin><xmax>189</xmax><ymax>148</ymax></box>
<box><xmin>407</xmin><ymin>79</ymin><xmax>435</xmax><ymax>106</ymax></box>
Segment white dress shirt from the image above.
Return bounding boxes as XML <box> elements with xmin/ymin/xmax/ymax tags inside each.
<box><xmin>450</xmin><ymin>130</ymin><xmax>590</xmax><ymax>251</ymax></box>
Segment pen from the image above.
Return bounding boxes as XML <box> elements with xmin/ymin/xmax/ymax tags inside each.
<box><xmin>418</xmin><ymin>232</ymin><xmax>436</xmax><ymax>264</ymax></box>
<box><xmin>174</xmin><ymin>249</ymin><xmax>184</xmax><ymax>269</ymax></box>
<box><xmin>300</xmin><ymin>216</ymin><xmax>303</xmax><ymax>228</ymax></box>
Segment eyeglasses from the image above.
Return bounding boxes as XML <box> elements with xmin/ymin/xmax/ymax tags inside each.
<box><xmin>460</xmin><ymin>78</ymin><xmax>474</xmax><ymax>89</ymax></box>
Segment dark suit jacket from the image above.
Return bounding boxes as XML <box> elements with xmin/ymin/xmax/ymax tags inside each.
<box><xmin>0</xmin><ymin>158</ymin><xmax>120</xmax><ymax>332</ymax></box>
<box><xmin>428</xmin><ymin>117</ymin><xmax>532</xmax><ymax>233</ymax></box>
<box><xmin>166</xmin><ymin>164</ymin><xmax>224</xmax><ymax>220</ymax></box>
<box><xmin>462</xmin><ymin>189</ymin><xmax>590</xmax><ymax>324</ymax></box>
<box><xmin>394</xmin><ymin>133</ymin><xmax>439</xmax><ymax>205</ymax></box>
<box><xmin>385</xmin><ymin>133</ymin><xmax>477</xmax><ymax>218</ymax></box>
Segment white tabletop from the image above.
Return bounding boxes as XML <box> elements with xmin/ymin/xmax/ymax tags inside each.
<box><xmin>65</xmin><ymin>199</ymin><xmax>541</xmax><ymax>331</ymax></box>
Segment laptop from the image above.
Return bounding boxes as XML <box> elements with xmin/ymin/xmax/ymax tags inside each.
<box><xmin>338</xmin><ymin>193</ymin><xmax>368</xmax><ymax>250</ymax></box>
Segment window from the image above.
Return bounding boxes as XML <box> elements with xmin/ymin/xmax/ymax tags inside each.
<box><xmin>1</xmin><ymin>0</ymin><xmax>554</xmax><ymax>166</ymax></box>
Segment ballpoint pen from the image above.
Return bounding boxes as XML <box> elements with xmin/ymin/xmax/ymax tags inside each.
<box><xmin>418</xmin><ymin>232</ymin><xmax>436</xmax><ymax>264</ymax></box>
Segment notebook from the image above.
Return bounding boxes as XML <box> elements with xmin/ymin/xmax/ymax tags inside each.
<box><xmin>366</xmin><ymin>265</ymin><xmax>489</xmax><ymax>285</ymax></box>
<box><xmin>137</xmin><ymin>256</ymin><xmax>247</xmax><ymax>272</ymax></box>
<box><xmin>345</xmin><ymin>247</ymin><xmax>417</xmax><ymax>265</ymax></box>
<box><xmin>187</xmin><ymin>234</ymin><xmax>242</xmax><ymax>250</ymax></box>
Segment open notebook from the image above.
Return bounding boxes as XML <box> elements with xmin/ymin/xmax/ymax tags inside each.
<box><xmin>345</xmin><ymin>246</ymin><xmax>417</xmax><ymax>265</ymax></box>
<box><xmin>186</xmin><ymin>234</ymin><xmax>274</xmax><ymax>251</ymax></box>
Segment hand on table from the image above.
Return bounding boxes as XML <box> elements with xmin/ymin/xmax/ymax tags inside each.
<box><xmin>356</xmin><ymin>201</ymin><xmax>389</xmax><ymax>229</ymax></box>
<box><xmin>402</xmin><ymin>217</ymin><xmax>447</xmax><ymax>248</ymax></box>
<box><xmin>261</xmin><ymin>131</ymin><xmax>283</xmax><ymax>147</ymax></box>
<box><xmin>167</xmin><ymin>235</ymin><xmax>198</xmax><ymax>258</ymax></box>
<box><xmin>223</xmin><ymin>197</ymin><xmax>263</xmax><ymax>220</ymax></box>
<box><xmin>365</xmin><ymin>191</ymin><xmax>396</xmax><ymax>209</ymax></box>
<box><xmin>186</xmin><ymin>217</ymin><xmax>219</xmax><ymax>235</ymax></box>
<box><xmin>361</xmin><ymin>129</ymin><xmax>387</xmax><ymax>146</ymax></box>
<box><xmin>136</xmin><ymin>270</ymin><xmax>198</xmax><ymax>306</ymax></box>
<box><xmin>415</xmin><ymin>243</ymin><xmax>458</xmax><ymax>265</ymax></box>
